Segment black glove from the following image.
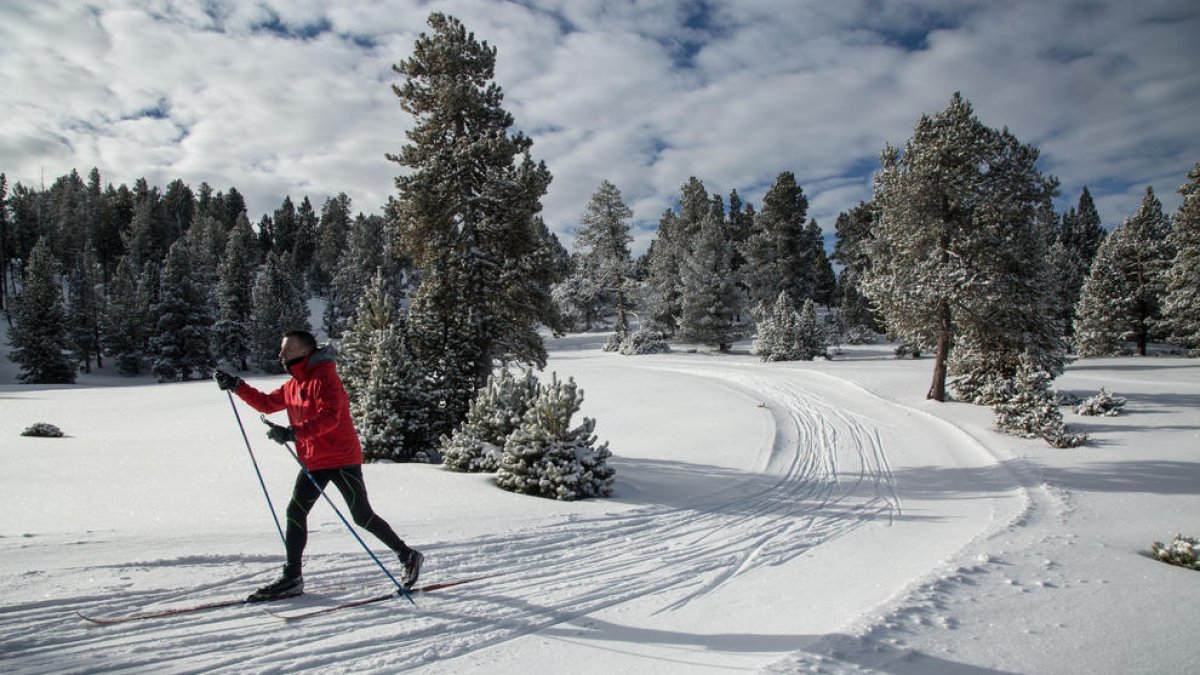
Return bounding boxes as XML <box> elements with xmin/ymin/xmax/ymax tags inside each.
<box><xmin>265</xmin><ymin>420</ymin><xmax>296</xmax><ymax>445</ymax></box>
<box><xmin>214</xmin><ymin>369</ymin><xmax>241</xmax><ymax>391</ymax></box>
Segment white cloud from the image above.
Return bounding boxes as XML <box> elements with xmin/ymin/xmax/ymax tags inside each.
<box><xmin>2</xmin><ymin>0</ymin><xmax>1197</xmax><ymax>256</ymax></box>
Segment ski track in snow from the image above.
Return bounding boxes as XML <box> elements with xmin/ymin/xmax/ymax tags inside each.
<box><xmin>3</xmin><ymin>359</ymin><xmax>916</xmax><ymax>673</ymax></box>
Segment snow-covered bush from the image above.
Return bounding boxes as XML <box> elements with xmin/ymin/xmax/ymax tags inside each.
<box><xmin>441</xmin><ymin>368</ymin><xmax>540</xmax><ymax>472</ymax></box>
<box><xmin>21</xmin><ymin>423</ymin><xmax>64</xmax><ymax>438</ymax></box>
<box><xmin>1151</xmin><ymin>534</ymin><xmax>1200</xmax><ymax>571</ymax></box>
<box><xmin>1055</xmin><ymin>391</ymin><xmax>1083</xmax><ymax>407</ymax></box>
<box><xmin>844</xmin><ymin>325</ymin><xmax>878</xmax><ymax>345</ymax></box>
<box><xmin>993</xmin><ymin>357</ymin><xmax>1088</xmax><ymax>448</ymax></box>
<box><xmin>496</xmin><ymin>374</ymin><xmax>615</xmax><ymax>500</ymax></box>
<box><xmin>1075</xmin><ymin>388</ymin><xmax>1127</xmax><ymax>417</ymax></box>
<box><xmin>607</xmin><ymin>329</ymin><xmax>669</xmax><ymax>356</ymax></box>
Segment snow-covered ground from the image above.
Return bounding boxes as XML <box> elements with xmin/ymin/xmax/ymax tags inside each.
<box><xmin>1</xmin><ymin>333</ymin><xmax>1197</xmax><ymax>674</ymax></box>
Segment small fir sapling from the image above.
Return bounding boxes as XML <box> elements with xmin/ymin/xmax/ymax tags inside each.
<box><xmin>1151</xmin><ymin>534</ymin><xmax>1200</xmax><ymax>571</ymax></box>
<box><xmin>496</xmin><ymin>374</ymin><xmax>615</xmax><ymax>500</ymax></box>
<box><xmin>993</xmin><ymin>357</ymin><xmax>1088</xmax><ymax>448</ymax></box>
<box><xmin>441</xmin><ymin>368</ymin><xmax>540</xmax><ymax>472</ymax></box>
<box><xmin>1075</xmin><ymin>388</ymin><xmax>1127</xmax><ymax>416</ymax></box>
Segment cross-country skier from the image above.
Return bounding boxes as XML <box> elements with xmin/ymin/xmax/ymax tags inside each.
<box><xmin>214</xmin><ymin>330</ymin><xmax>423</xmax><ymax>601</ymax></box>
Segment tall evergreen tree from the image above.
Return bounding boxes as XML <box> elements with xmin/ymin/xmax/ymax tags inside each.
<box><xmin>678</xmin><ymin>209</ymin><xmax>742</xmax><ymax>350</ymax></box>
<box><xmin>1164</xmin><ymin>162</ymin><xmax>1200</xmax><ymax>353</ymax></box>
<box><xmin>9</xmin><ymin>238</ymin><xmax>75</xmax><ymax>383</ymax></box>
<box><xmin>0</xmin><ymin>172</ymin><xmax>9</xmax><ymax>312</ymax></box>
<box><xmin>573</xmin><ymin>180</ymin><xmax>635</xmax><ymax>336</ymax></box>
<box><xmin>101</xmin><ymin>257</ymin><xmax>144</xmax><ymax>375</ymax></box>
<box><xmin>1050</xmin><ymin>187</ymin><xmax>1107</xmax><ymax>335</ymax></box>
<box><xmin>861</xmin><ymin>93</ymin><xmax>1061</xmax><ymax>401</ymax></box>
<box><xmin>832</xmin><ymin>201</ymin><xmax>881</xmax><ymax>331</ymax></box>
<box><xmin>212</xmin><ymin>215</ymin><xmax>258</xmax><ymax>370</ymax></box>
<box><xmin>312</xmin><ymin>193</ymin><xmax>353</xmax><ymax>295</ymax></box>
<box><xmin>66</xmin><ymin>248</ymin><xmax>104</xmax><ymax>372</ymax></box>
<box><xmin>643</xmin><ymin>209</ymin><xmax>683</xmax><ymax>334</ymax></box>
<box><xmin>294</xmin><ymin>196</ymin><xmax>318</xmax><ymax>288</ymax></box>
<box><xmin>806</xmin><ymin>219</ymin><xmax>837</xmax><ymax>307</ymax></box>
<box><xmin>1074</xmin><ymin>187</ymin><xmax>1175</xmax><ymax>356</ymax></box>
<box><xmin>389</xmin><ymin>12</ymin><xmax>557</xmax><ymax>395</ymax></box>
<box><xmin>150</xmin><ymin>240</ymin><xmax>212</xmax><ymax>381</ymax></box>
<box><xmin>324</xmin><ymin>213</ymin><xmax>403</xmax><ymax>339</ymax></box>
<box><xmin>250</xmin><ymin>252</ymin><xmax>310</xmax><ymax>372</ymax></box>
<box><xmin>740</xmin><ymin>171</ymin><xmax>812</xmax><ymax>313</ymax></box>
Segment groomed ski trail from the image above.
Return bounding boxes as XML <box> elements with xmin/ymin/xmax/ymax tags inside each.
<box><xmin>0</xmin><ymin>354</ymin><xmax>1021</xmax><ymax>673</ymax></box>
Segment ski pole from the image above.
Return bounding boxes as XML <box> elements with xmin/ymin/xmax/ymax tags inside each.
<box><xmin>263</xmin><ymin>416</ymin><xmax>414</xmax><ymax>605</ymax></box>
<box><xmin>226</xmin><ymin>392</ymin><xmax>287</xmax><ymax>549</ymax></box>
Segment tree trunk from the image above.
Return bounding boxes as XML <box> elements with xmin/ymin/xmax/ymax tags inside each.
<box><xmin>927</xmin><ymin>301</ymin><xmax>952</xmax><ymax>401</ymax></box>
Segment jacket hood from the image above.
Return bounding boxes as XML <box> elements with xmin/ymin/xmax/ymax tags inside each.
<box><xmin>289</xmin><ymin>343</ymin><xmax>337</xmax><ymax>378</ymax></box>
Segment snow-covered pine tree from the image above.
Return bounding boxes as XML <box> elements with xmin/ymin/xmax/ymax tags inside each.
<box><xmin>678</xmin><ymin>207</ymin><xmax>743</xmax><ymax>351</ymax></box>
<box><xmin>442</xmin><ymin>367</ymin><xmax>540</xmax><ymax>472</ymax></box>
<box><xmin>572</xmin><ymin>180</ymin><xmax>635</xmax><ymax>337</ymax></box>
<box><xmin>211</xmin><ymin>214</ymin><xmax>257</xmax><ymax>371</ymax></box>
<box><xmin>323</xmin><ymin>213</ymin><xmax>404</xmax><ymax>340</ymax></box>
<box><xmin>643</xmin><ymin>209</ymin><xmax>684</xmax><ymax>335</ymax></box>
<box><xmin>101</xmin><ymin>257</ymin><xmax>144</xmax><ymax>375</ymax></box>
<box><xmin>1163</xmin><ymin>162</ymin><xmax>1200</xmax><ymax>353</ymax></box>
<box><xmin>9</xmin><ymin>238</ymin><xmax>75</xmax><ymax>384</ymax></box>
<box><xmin>66</xmin><ymin>248</ymin><xmax>104</xmax><ymax>372</ymax></box>
<box><xmin>339</xmin><ymin>269</ymin><xmax>403</xmax><ymax>408</ymax></box>
<box><xmin>993</xmin><ymin>356</ymin><xmax>1087</xmax><ymax>448</ymax></box>
<box><xmin>390</xmin><ymin>12</ymin><xmax>558</xmax><ymax>396</ymax></box>
<box><xmin>806</xmin><ymin>220</ymin><xmax>837</xmax><ymax>308</ymax></box>
<box><xmin>753</xmin><ymin>292</ymin><xmax>827</xmax><ymax>361</ymax></box>
<box><xmin>249</xmin><ymin>252</ymin><xmax>310</xmax><ymax>373</ymax></box>
<box><xmin>861</xmin><ymin>93</ymin><xmax>1062</xmax><ymax>401</ymax></box>
<box><xmin>551</xmin><ymin>253</ymin><xmax>609</xmax><ymax>332</ymax></box>
<box><xmin>753</xmin><ymin>291</ymin><xmax>799</xmax><ymax>361</ymax></box>
<box><xmin>311</xmin><ymin>193</ymin><xmax>352</xmax><ymax>296</ymax></box>
<box><xmin>497</xmin><ymin>374</ymin><xmax>614</xmax><ymax>500</ymax></box>
<box><xmin>1074</xmin><ymin>187</ymin><xmax>1175</xmax><ymax>356</ymax></box>
<box><xmin>833</xmin><ymin>202</ymin><xmax>882</xmax><ymax>333</ymax></box>
<box><xmin>1049</xmin><ymin>188</ymin><xmax>1106</xmax><ymax>336</ymax></box>
<box><xmin>150</xmin><ymin>240</ymin><xmax>213</xmax><ymax>382</ymax></box>
<box><xmin>740</xmin><ymin>171</ymin><xmax>813</xmax><ymax>313</ymax></box>
<box><xmin>355</xmin><ymin>325</ymin><xmax>438</xmax><ymax>463</ymax></box>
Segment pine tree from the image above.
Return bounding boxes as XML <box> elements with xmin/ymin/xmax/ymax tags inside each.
<box><xmin>390</xmin><ymin>12</ymin><xmax>557</xmax><ymax>398</ymax></box>
<box><xmin>66</xmin><ymin>248</ymin><xmax>104</xmax><ymax>372</ymax></box>
<box><xmin>551</xmin><ymin>253</ymin><xmax>608</xmax><ymax>332</ymax></box>
<box><xmin>101</xmin><ymin>257</ymin><xmax>144</xmax><ymax>375</ymax></box>
<box><xmin>573</xmin><ymin>180</ymin><xmax>635</xmax><ymax>337</ymax></box>
<box><xmin>339</xmin><ymin>269</ymin><xmax>404</xmax><ymax>407</ymax></box>
<box><xmin>1074</xmin><ymin>188</ymin><xmax>1175</xmax><ymax>356</ymax></box>
<box><xmin>324</xmin><ymin>213</ymin><xmax>406</xmax><ymax>340</ymax></box>
<box><xmin>1</xmin><ymin>172</ymin><xmax>9</xmax><ymax>312</ymax></box>
<box><xmin>643</xmin><ymin>209</ymin><xmax>684</xmax><ymax>334</ymax></box>
<box><xmin>993</xmin><ymin>355</ymin><xmax>1087</xmax><ymax>448</ymax></box>
<box><xmin>497</xmin><ymin>374</ymin><xmax>614</xmax><ymax>500</ymax></box>
<box><xmin>806</xmin><ymin>220</ymin><xmax>837</xmax><ymax>307</ymax></box>
<box><xmin>753</xmin><ymin>292</ymin><xmax>827</xmax><ymax>361</ymax></box>
<box><xmin>355</xmin><ymin>325</ymin><xmax>438</xmax><ymax>463</ymax></box>
<box><xmin>9</xmin><ymin>238</ymin><xmax>75</xmax><ymax>383</ymax></box>
<box><xmin>441</xmin><ymin>368</ymin><xmax>540</xmax><ymax>472</ymax></box>
<box><xmin>832</xmin><ymin>202</ymin><xmax>882</xmax><ymax>332</ymax></box>
<box><xmin>1052</xmin><ymin>187</ymin><xmax>1107</xmax><ymax>335</ymax></box>
<box><xmin>311</xmin><ymin>193</ymin><xmax>352</xmax><ymax>295</ymax></box>
<box><xmin>740</xmin><ymin>171</ymin><xmax>812</xmax><ymax>313</ymax></box>
<box><xmin>861</xmin><ymin>93</ymin><xmax>1062</xmax><ymax>401</ymax></box>
<box><xmin>1163</xmin><ymin>162</ymin><xmax>1200</xmax><ymax>353</ymax></box>
<box><xmin>294</xmin><ymin>196</ymin><xmax>318</xmax><ymax>288</ymax></box>
<box><xmin>212</xmin><ymin>215</ymin><xmax>257</xmax><ymax>370</ymax></box>
<box><xmin>678</xmin><ymin>208</ymin><xmax>742</xmax><ymax>350</ymax></box>
<box><xmin>150</xmin><ymin>240</ymin><xmax>212</xmax><ymax>382</ymax></box>
<box><xmin>249</xmin><ymin>252</ymin><xmax>310</xmax><ymax>372</ymax></box>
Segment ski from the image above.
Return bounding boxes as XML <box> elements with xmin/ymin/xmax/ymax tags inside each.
<box><xmin>77</xmin><ymin>592</ymin><xmax>300</xmax><ymax>625</ymax></box>
<box><xmin>264</xmin><ymin>576</ymin><xmax>491</xmax><ymax>622</ymax></box>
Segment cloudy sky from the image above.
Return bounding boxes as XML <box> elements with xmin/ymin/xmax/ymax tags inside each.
<box><xmin>2</xmin><ymin>1</ymin><xmax>1198</xmax><ymax>254</ymax></box>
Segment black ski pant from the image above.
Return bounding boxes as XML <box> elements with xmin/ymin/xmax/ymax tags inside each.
<box><xmin>283</xmin><ymin>465</ymin><xmax>408</xmax><ymax>578</ymax></box>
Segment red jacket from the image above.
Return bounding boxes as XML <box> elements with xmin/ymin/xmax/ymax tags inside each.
<box><xmin>234</xmin><ymin>345</ymin><xmax>362</xmax><ymax>470</ymax></box>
